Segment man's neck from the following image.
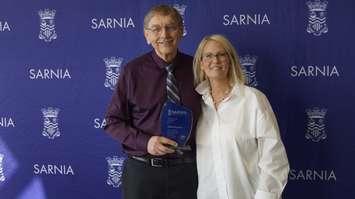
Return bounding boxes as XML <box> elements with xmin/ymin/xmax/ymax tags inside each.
<box><xmin>156</xmin><ymin>51</ymin><xmax>177</xmax><ymax>64</ymax></box>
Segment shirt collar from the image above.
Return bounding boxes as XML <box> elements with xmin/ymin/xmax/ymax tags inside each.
<box><xmin>195</xmin><ymin>80</ymin><xmax>211</xmax><ymax>96</ymax></box>
<box><xmin>151</xmin><ymin>50</ymin><xmax>180</xmax><ymax>69</ymax></box>
<box><xmin>195</xmin><ymin>80</ymin><xmax>244</xmax><ymax>99</ymax></box>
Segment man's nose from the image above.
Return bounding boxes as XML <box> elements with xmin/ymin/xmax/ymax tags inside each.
<box><xmin>160</xmin><ymin>27</ymin><xmax>168</xmax><ymax>37</ymax></box>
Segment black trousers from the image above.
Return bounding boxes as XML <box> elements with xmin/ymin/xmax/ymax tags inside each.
<box><xmin>122</xmin><ymin>157</ymin><xmax>198</xmax><ymax>199</ymax></box>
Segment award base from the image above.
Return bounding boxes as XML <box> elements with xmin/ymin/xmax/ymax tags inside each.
<box><xmin>175</xmin><ymin>145</ymin><xmax>192</xmax><ymax>155</ymax></box>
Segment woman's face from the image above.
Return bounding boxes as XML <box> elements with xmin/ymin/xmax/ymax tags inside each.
<box><xmin>200</xmin><ymin>40</ymin><xmax>230</xmax><ymax>81</ymax></box>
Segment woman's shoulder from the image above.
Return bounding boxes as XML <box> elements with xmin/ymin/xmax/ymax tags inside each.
<box><xmin>240</xmin><ymin>85</ymin><xmax>267</xmax><ymax>101</ymax></box>
<box><xmin>239</xmin><ymin>85</ymin><xmax>272</xmax><ymax>112</ymax></box>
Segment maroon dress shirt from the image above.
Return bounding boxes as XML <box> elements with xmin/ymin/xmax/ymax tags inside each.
<box><xmin>104</xmin><ymin>50</ymin><xmax>201</xmax><ymax>157</ymax></box>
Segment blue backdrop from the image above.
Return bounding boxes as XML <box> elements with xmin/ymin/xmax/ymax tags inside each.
<box><xmin>1</xmin><ymin>0</ymin><xmax>354</xmax><ymax>198</ymax></box>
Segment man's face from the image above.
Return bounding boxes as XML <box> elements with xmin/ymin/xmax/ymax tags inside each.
<box><xmin>144</xmin><ymin>14</ymin><xmax>182</xmax><ymax>61</ymax></box>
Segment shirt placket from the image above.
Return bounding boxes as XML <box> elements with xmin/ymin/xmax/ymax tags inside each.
<box><xmin>211</xmin><ymin>103</ymin><xmax>229</xmax><ymax>199</ymax></box>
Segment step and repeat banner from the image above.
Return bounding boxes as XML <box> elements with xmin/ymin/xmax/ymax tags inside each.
<box><xmin>1</xmin><ymin>0</ymin><xmax>354</xmax><ymax>198</ymax></box>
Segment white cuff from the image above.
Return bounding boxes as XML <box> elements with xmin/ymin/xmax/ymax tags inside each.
<box><xmin>255</xmin><ymin>190</ymin><xmax>278</xmax><ymax>199</ymax></box>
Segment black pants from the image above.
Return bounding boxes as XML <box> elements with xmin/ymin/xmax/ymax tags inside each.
<box><xmin>122</xmin><ymin>157</ymin><xmax>198</xmax><ymax>199</ymax></box>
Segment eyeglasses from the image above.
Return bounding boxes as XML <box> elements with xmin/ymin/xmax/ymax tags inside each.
<box><xmin>202</xmin><ymin>52</ymin><xmax>228</xmax><ymax>62</ymax></box>
<box><xmin>145</xmin><ymin>25</ymin><xmax>179</xmax><ymax>35</ymax></box>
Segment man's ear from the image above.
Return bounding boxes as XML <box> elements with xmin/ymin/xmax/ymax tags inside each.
<box><xmin>144</xmin><ymin>30</ymin><xmax>150</xmax><ymax>45</ymax></box>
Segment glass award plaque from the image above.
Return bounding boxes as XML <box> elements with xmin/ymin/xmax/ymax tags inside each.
<box><xmin>160</xmin><ymin>101</ymin><xmax>193</xmax><ymax>152</ymax></box>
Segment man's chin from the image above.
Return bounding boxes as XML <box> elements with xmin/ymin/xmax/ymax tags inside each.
<box><xmin>158</xmin><ymin>48</ymin><xmax>176</xmax><ymax>55</ymax></box>
<box><xmin>159</xmin><ymin>45</ymin><xmax>175</xmax><ymax>51</ymax></box>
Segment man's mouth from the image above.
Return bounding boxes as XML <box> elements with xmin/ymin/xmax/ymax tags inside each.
<box><xmin>157</xmin><ymin>40</ymin><xmax>173</xmax><ymax>45</ymax></box>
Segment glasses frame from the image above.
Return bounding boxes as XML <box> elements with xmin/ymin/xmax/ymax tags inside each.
<box><xmin>145</xmin><ymin>25</ymin><xmax>179</xmax><ymax>35</ymax></box>
<box><xmin>201</xmin><ymin>52</ymin><xmax>229</xmax><ymax>62</ymax></box>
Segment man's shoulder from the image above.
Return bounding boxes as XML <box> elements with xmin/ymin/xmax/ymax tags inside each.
<box><xmin>124</xmin><ymin>52</ymin><xmax>152</xmax><ymax>70</ymax></box>
<box><xmin>176</xmin><ymin>51</ymin><xmax>193</xmax><ymax>70</ymax></box>
<box><xmin>178</xmin><ymin>51</ymin><xmax>193</xmax><ymax>62</ymax></box>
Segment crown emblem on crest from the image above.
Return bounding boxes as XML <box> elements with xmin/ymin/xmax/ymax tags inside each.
<box><xmin>104</xmin><ymin>57</ymin><xmax>123</xmax><ymax>68</ymax></box>
<box><xmin>41</xmin><ymin>107</ymin><xmax>60</xmax><ymax>117</ymax></box>
<box><xmin>306</xmin><ymin>107</ymin><xmax>327</xmax><ymax>118</ymax></box>
<box><xmin>38</xmin><ymin>9</ymin><xmax>56</xmax><ymax>19</ymax></box>
<box><xmin>173</xmin><ymin>4</ymin><xmax>187</xmax><ymax>13</ymax></box>
<box><xmin>107</xmin><ymin>156</ymin><xmax>124</xmax><ymax>166</ymax></box>
<box><xmin>307</xmin><ymin>0</ymin><xmax>328</xmax><ymax>11</ymax></box>
<box><xmin>240</xmin><ymin>55</ymin><xmax>257</xmax><ymax>65</ymax></box>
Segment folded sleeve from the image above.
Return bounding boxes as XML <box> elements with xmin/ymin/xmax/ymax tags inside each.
<box><xmin>255</xmin><ymin>94</ymin><xmax>290</xmax><ymax>199</ymax></box>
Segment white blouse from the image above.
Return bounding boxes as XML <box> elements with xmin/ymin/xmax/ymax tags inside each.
<box><xmin>195</xmin><ymin>81</ymin><xmax>289</xmax><ymax>199</ymax></box>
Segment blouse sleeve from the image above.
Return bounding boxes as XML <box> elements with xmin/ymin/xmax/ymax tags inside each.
<box><xmin>255</xmin><ymin>94</ymin><xmax>290</xmax><ymax>199</ymax></box>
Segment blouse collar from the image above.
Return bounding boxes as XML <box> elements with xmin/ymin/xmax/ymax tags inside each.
<box><xmin>195</xmin><ymin>80</ymin><xmax>244</xmax><ymax>104</ymax></box>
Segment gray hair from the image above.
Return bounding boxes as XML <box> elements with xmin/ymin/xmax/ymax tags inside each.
<box><xmin>143</xmin><ymin>4</ymin><xmax>183</xmax><ymax>33</ymax></box>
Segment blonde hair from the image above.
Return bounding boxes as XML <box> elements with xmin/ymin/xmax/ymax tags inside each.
<box><xmin>193</xmin><ymin>34</ymin><xmax>245</xmax><ymax>86</ymax></box>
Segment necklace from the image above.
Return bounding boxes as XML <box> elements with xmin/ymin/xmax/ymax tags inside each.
<box><xmin>211</xmin><ymin>86</ymin><xmax>231</xmax><ymax>106</ymax></box>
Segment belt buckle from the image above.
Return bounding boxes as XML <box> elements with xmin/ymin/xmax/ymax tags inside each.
<box><xmin>150</xmin><ymin>158</ymin><xmax>165</xmax><ymax>167</ymax></box>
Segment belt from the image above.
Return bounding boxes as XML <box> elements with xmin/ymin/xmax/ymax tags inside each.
<box><xmin>130</xmin><ymin>156</ymin><xmax>195</xmax><ymax>168</ymax></box>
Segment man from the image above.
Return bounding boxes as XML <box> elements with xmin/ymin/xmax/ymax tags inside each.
<box><xmin>104</xmin><ymin>5</ymin><xmax>201</xmax><ymax>199</ymax></box>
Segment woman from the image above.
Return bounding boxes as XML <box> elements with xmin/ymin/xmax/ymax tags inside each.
<box><xmin>193</xmin><ymin>34</ymin><xmax>290</xmax><ymax>199</ymax></box>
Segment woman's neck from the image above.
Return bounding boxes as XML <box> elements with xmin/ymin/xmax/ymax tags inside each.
<box><xmin>209</xmin><ymin>79</ymin><xmax>232</xmax><ymax>107</ymax></box>
<box><xmin>210</xmin><ymin>79</ymin><xmax>230</xmax><ymax>94</ymax></box>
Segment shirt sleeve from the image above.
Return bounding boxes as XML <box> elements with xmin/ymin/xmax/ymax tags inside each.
<box><xmin>104</xmin><ymin>66</ymin><xmax>151</xmax><ymax>153</ymax></box>
<box><xmin>255</xmin><ymin>95</ymin><xmax>290</xmax><ymax>199</ymax></box>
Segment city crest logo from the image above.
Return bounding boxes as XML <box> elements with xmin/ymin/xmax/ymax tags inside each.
<box><xmin>306</xmin><ymin>107</ymin><xmax>327</xmax><ymax>142</ymax></box>
<box><xmin>41</xmin><ymin>107</ymin><xmax>61</xmax><ymax>139</ymax></box>
<box><xmin>104</xmin><ymin>57</ymin><xmax>123</xmax><ymax>91</ymax></box>
<box><xmin>306</xmin><ymin>0</ymin><xmax>328</xmax><ymax>36</ymax></box>
<box><xmin>173</xmin><ymin>4</ymin><xmax>187</xmax><ymax>36</ymax></box>
<box><xmin>240</xmin><ymin>55</ymin><xmax>258</xmax><ymax>87</ymax></box>
<box><xmin>38</xmin><ymin>9</ymin><xmax>57</xmax><ymax>42</ymax></box>
<box><xmin>0</xmin><ymin>153</ymin><xmax>5</xmax><ymax>182</ymax></box>
<box><xmin>106</xmin><ymin>156</ymin><xmax>125</xmax><ymax>188</ymax></box>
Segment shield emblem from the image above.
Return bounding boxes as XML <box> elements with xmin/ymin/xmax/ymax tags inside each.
<box><xmin>38</xmin><ymin>9</ymin><xmax>57</xmax><ymax>42</ymax></box>
<box><xmin>104</xmin><ymin>67</ymin><xmax>120</xmax><ymax>90</ymax></box>
<box><xmin>305</xmin><ymin>108</ymin><xmax>327</xmax><ymax>142</ymax></box>
<box><xmin>41</xmin><ymin>107</ymin><xmax>60</xmax><ymax>139</ymax></box>
<box><xmin>306</xmin><ymin>0</ymin><xmax>328</xmax><ymax>36</ymax></box>
<box><xmin>106</xmin><ymin>156</ymin><xmax>125</xmax><ymax>188</ymax></box>
<box><xmin>240</xmin><ymin>55</ymin><xmax>258</xmax><ymax>87</ymax></box>
<box><xmin>0</xmin><ymin>153</ymin><xmax>5</xmax><ymax>182</ymax></box>
<box><xmin>173</xmin><ymin>4</ymin><xmax>187</xmax><ymax>36</ymax></box>
<box><xmin>104</xmin><ymin>57</ymin><xmax>123</xmax><ymax>91</ymax></box>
